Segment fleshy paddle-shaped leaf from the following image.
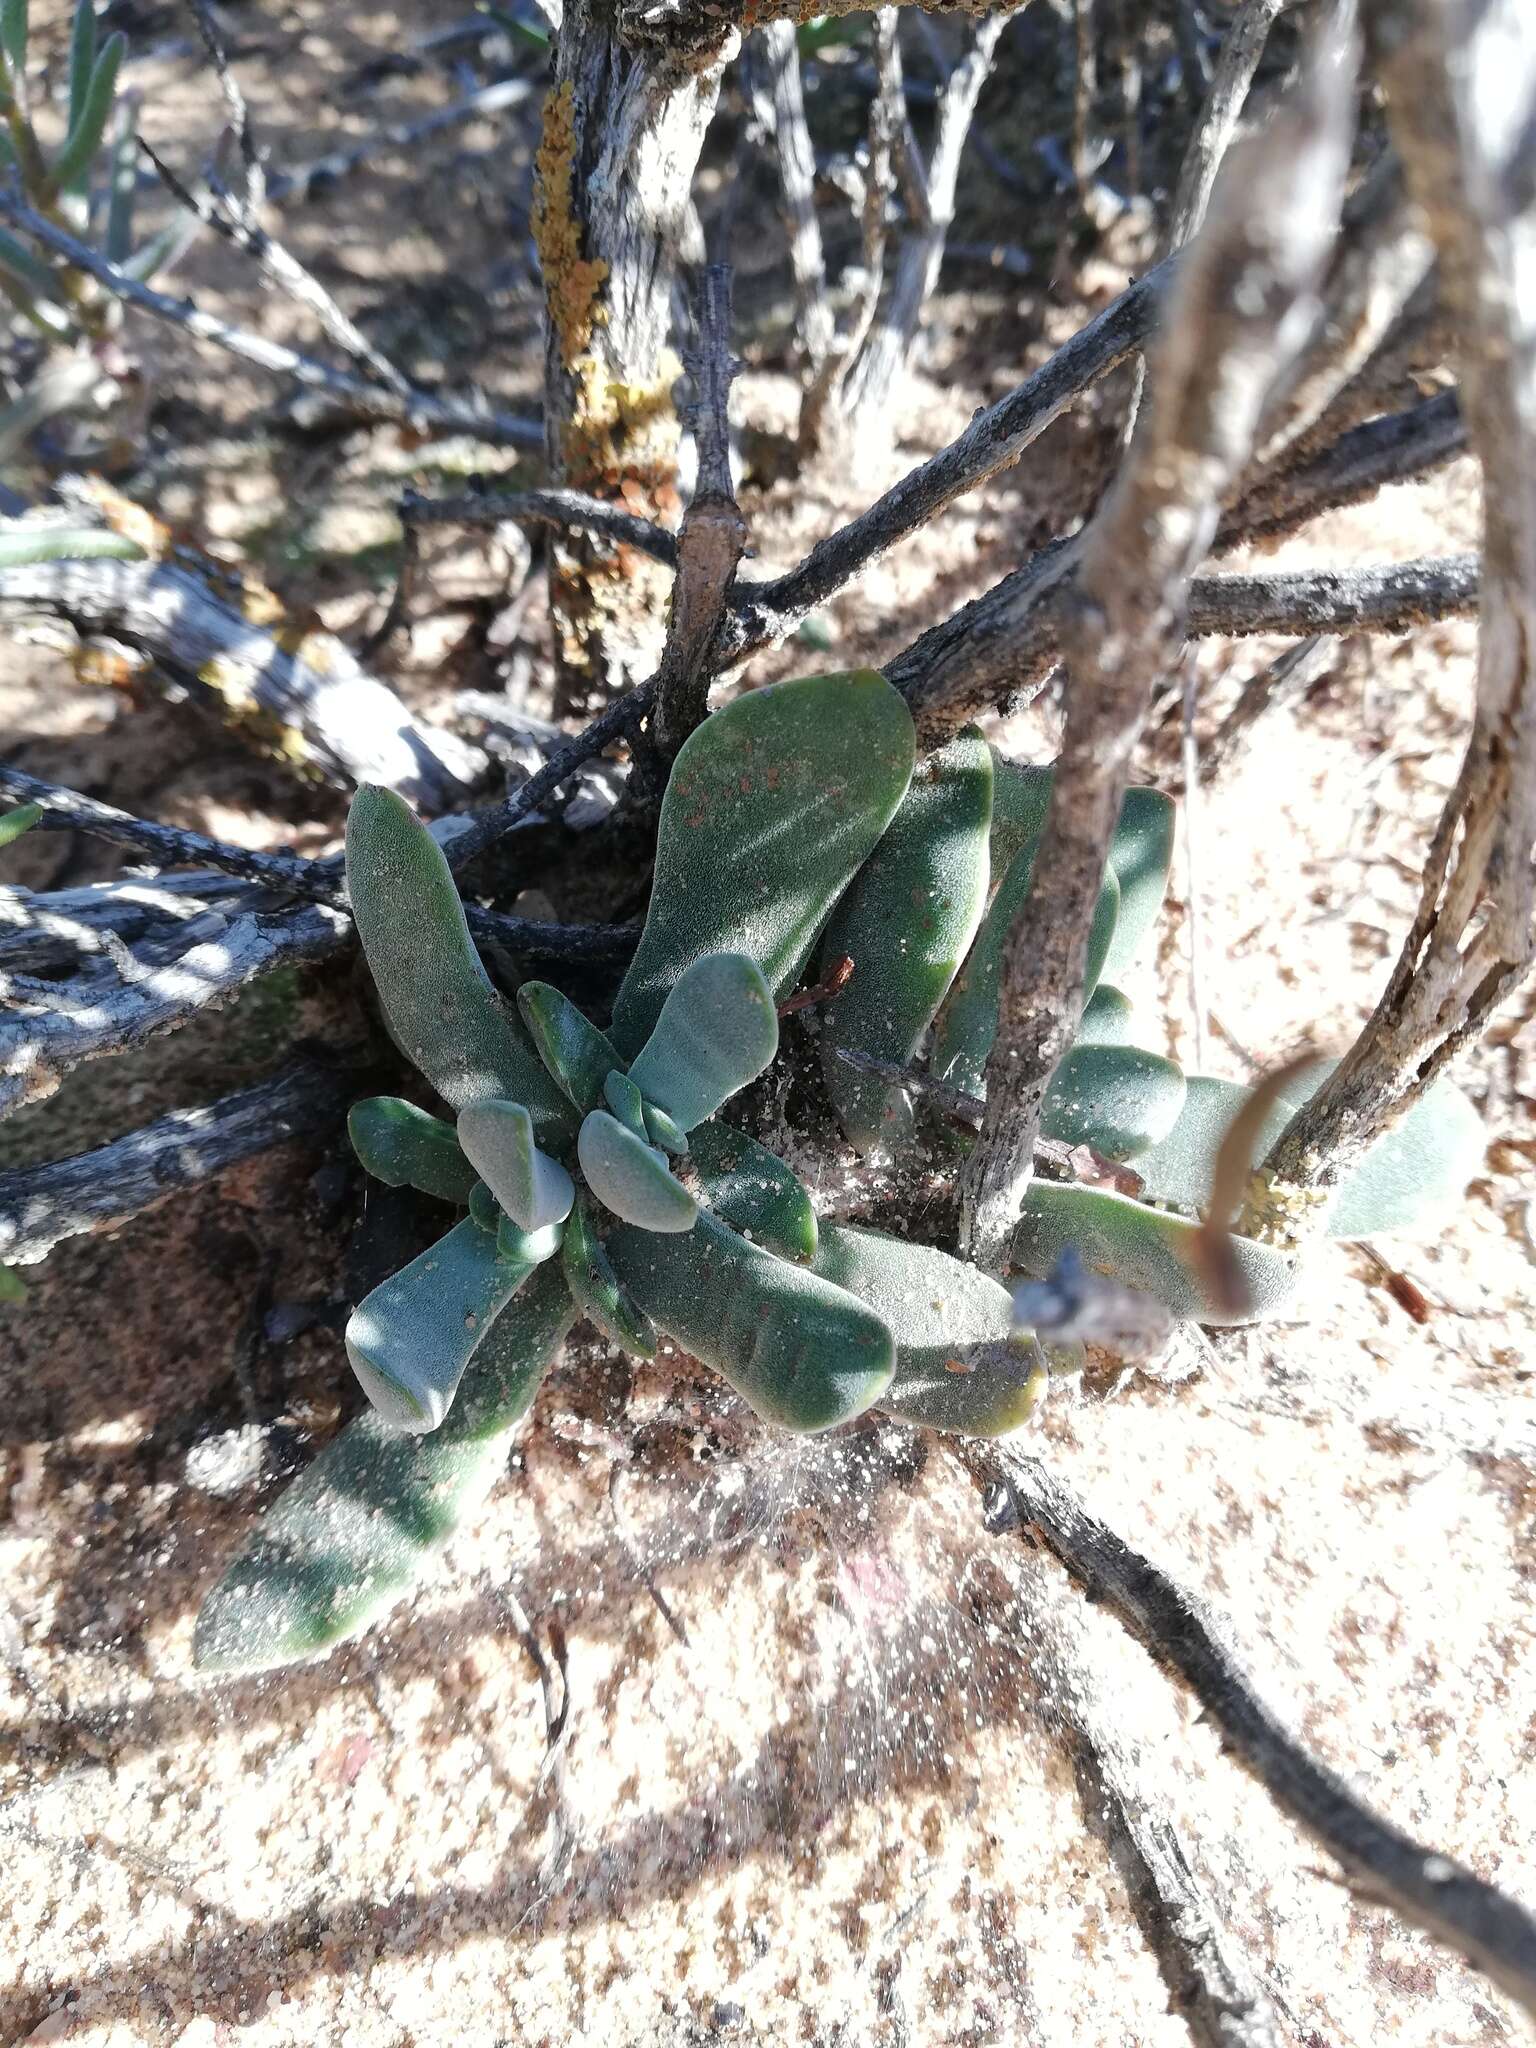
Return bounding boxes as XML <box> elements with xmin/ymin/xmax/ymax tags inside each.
<box><xmin>814</xmin><ymin>1224</ymin><xmax>1044</xmax><ymax>1436</ymax></box>
<box><xmin>560</xmin><ymin>1190</ymin><xmax>658</xmax><ymax>1357</ymax></box>
<box><xmin>627</xmin><ymin>952</ymin><xmax>779</xmax><ymax>1134</ymax></box>
<box><xmin>1104</xmin><ymin>788</ymin><xmax>1175</xmax><ymax>976</ymax></box>
<box><xmin>688</xmin><ymin>1119</ymin><xmax>818</xmax><ymax>1263</ymax></box>
<box><xmin>608</xmin><ymin>1211</ymin><xmax>894</xmax><ymax>1432</ymax></box>
<box><xmin>1130</xmin><ymin>1068</ymin><xmax>1485</xmax><ymax>1240</ymax></box>
<box><xmin>345</xmin><ymin>1215</ymin><xmax>541</xmax><ymax>1432</ymax></box>
<box><xmin>517</xmin><ymin>981</ymin><xmax>623</xmax><ymax>1114</ymax></box>
<box><xmin>988</xmin><ymin>754</ymin><xmax>1054</xmax><ymax>878</ymax></box>
<box><xmin>577</xmin><ymin>1110</ymin><xmax>698</xmax><ymax>1232</ymax></box>
<box><xmin>457</xmin><ymin>1099</ymin><xmax>575</xmax><ymax>1233</ymax></box>
<box><xmin>345</xmin><ymin>787</ymin><xmax>572</xmax><ymax>1140</ymax></box>
<box><xmin>611</xmin><ymin>670</ymin><xmax>915</xmax><ymax>1052</ymax></box>
<box><xmin>194</xmin><ymin>1265</ymin><xmax>575</xmax><ymax>1672</ymax></box>
<box><xmin>1040</xmin><ymin>1045</ymin><xmax>1187</xmax><ymax>1161</ymax></box>
<box><xmin>348</xmin><ymin>1097</ymin><xmax>477</xmax><ymax>1205</ymax></box>
<box><xmin>932</xmin><ymin>840</ymin><xmax>1120</xmax><ymax>1100</ymax></box>
<box><xmin>1075</xmin><ymin>984</ymin><xmax>1134</xmax><ymax>1046</ymax></box>
<box><xmin>819</xmin><ymin>730</ymin><xmax>993</xmax><ymax>1153</ymax></box>
<box><xmin>1013</xmin><ymin>1181</ymin><xmax>1299</xmax><ymax>1325</ymax></box>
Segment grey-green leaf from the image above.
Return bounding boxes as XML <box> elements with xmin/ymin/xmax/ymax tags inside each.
<box><xmin>814</xmin><ymin>1224</ymin><xmax>1044</xmax><ymax>1436</ymax></box>
<box><xmin>577</xmin><ymin>1109</ymin><xmax>698</xmax><ymax>1232</ymax></box>
<box><xmin>344</xmin><ymin>1215</ymin><xmax>538</xmax><ymax>1432</ymax></box>
<box><xmin>688</xmin><ymin>1118</ymin><xmax>818</xmax><ymax>1263</ymax></box>
<box><xmin>457</xmin><ymin>1098</ymin><xmax>574</xmax><ymax>1234</ymax></box>
<box><xmin>1041</xmin><ymin>1044</ymin><xmax>1187</xmax><ymax>1160</ymax></box>
<box><xmin>517</xmin><ymin>980</ymin><xmax>622</xmax><ymax>1114</ymax></box>
<box><xmin>628</xmin><ymin>952</ymin><xmax>779</xmax><ymax>1134</ymax></box>
<box><xmin>560</xmin><ymin>1189</ymin><xmax>657</xmax><ymax>1357</ymax></box>
<box><xmin>0</xmin><ymin>799</ymin><xmax>42</xmax><ymax>848</ymax></box>
<box><xmin>193</xmin><ymin>1264</ymin><xmax>575</xmax><ymax>1673</ymax></box>
<box><xmin>611</xmin><ymin>669</ymin><xmax>915</xmax><ymax>1053</ymax></box>
<box><xmin>50</xmin><ymin>30</ymin><xmax>124</xmax><ymax>195</ymax></box>
<box><xmin>67</xmin><ymin>0</ymin><xmax>96</xmax><ymax>132</ymax></box>
<box><xmin>1105</xmin><ymin>788</ymin><xmax>1176</xmax><ymax>976</ymax></box>
<box><xmin>932</xmin><ymin>839</ymin><xmax>1120</xmax><ymax>1100</ymax></box>
<box><xmin>819</xmin><ymin>729</ymin><xmax>993</xmax><ymax>1154</ymax></box>
<box><xmin>1075</xmin><ymin>984</ymin><xmax>1135</xmax><ymax>1046</ymax></box>
<box><xmin>1130</xmin><ymin>1067</ymin><xmax>1485</xmax><ymax>1240</ymax></box>
<box><xmin>345</xmin><ymin>786</ymin><xmax>572</xmax><ymax>1140</ymax></box>
<box><xmin>1013</xmin><ymin>1181</ymin><xmax>1300</xmax><ymax>1325</ymax></box>
<box><xmin>608</xmin><ymin>1211</ymin><xmax>893</xmax><ymax>1433</ymax></box>
<box><xmin>348</xmin><ymin>1096</ymin><xmax>478</xmax><ymax>1205</ymax></box>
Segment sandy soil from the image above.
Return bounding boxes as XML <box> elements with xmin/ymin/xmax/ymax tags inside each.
<box><xmin>3</xmin><ymin>7</ymin><xmax>1535</xmax><ymax>2047</ymax></box>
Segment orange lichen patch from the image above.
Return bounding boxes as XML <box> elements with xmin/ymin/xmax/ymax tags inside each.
<box><xmin>532</xmin><ymin>81</ymin><xmax>609</xmax><ymax>371</ymax></box>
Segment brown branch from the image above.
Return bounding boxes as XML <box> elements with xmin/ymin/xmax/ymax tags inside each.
<box><xmin>1243</xmin><ymin>0</ymin><xmax>1536</xmax><ymax>1244</ymax></box>
<box><xmin>649</xmin><ymin>265</ymin><xmax>747</xmax><ymax>765</ymax></box>
<box><xmin>0</xmin><ymin>1059</ymin><xmax>352</xmax><ymax>1265</ymax></box>
<box><xmin>964</xmin><ymin>1445</ymin><xmax>1536</xmax><ymax>2025</ymax></box>
<box><xmin>402</xmin><ymin>487</ymin><xmax>680</xmax><ymax>570</ymax></box>
<box><xmin>957</xmin><ymin>1</ymin><xmax>1356</xmax><ymax>1272</ymax></box>
<box><xmin>1199</xmin><ymin>635</ymin><xmax>1341</xmax><ymax>780</ymax></box>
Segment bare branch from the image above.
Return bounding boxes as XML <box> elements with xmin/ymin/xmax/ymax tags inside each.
<box><xmin>0</xmin><ymin>193</ymin><xmax>541</xmax><ymax>449</ymax></box>
<box><xmin>650</xmin><ymin>265</ymin><xmax>748</xmax><ymax>764</ymax></box>
<box><xmin>1243</xmin><ymin>0</ymin><xmax>1536</xmax><ymax>1244</ymax></box>
<box><xmin>402</xmin><ymin>486</ymin><xmax>680</xmax><ymax>568</ymax></box>
<box><xmin>755</xmin><ymin>21</ymin><xmax>836</xmax><ymax>381</ymax></box>
<box><xmin>264</xmin><ymin>79</ymin><xmax>540</xmax><ymax>206</ymax></box>
<box><xmin>843</xmin><ymin>10</ymin><xmax>1016</xmax><ymax>417</ymax></box>
<box><xmin>958</xmin><ymin>2</ymin><xmax>1357</xmax><ymax>1272</ymax></box>
<box><xmin>0</xmin><ymin>547</ymin><xmax>484</xmax><ymax>808</ymax></box>
<box><xmin>0</xmin><ymin>1060</ymin><xmax>351</xmax><ymax>1265</ymax></box>
<box><xmin>965</xmin><ymin>1445</ymin><xmax>1536</xmax><ymax>2026</ymax></box>
<box><xmin>1199</xmin><ymin>635</ymin><xmax>1341</xmax><ymax>780</ymax></box>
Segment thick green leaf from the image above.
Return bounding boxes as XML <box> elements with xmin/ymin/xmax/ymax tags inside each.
<box><xmin>517</xmin><ymin>980</ymin><xmax>622</xmax><ymax>1114</ymax></box>
<box><xmin>457</xmin><ymin>1098</ymin><xmax>574</xmax><ymax>1233</ymax></box>
<box><xmin>345</xmin><ymin>787</ymin><xmax>572</xmax><ymax>1139</ymax></box>
<box><xmin>348</xmin><ymin>1096</ymin><xmax>477</xmax><ymax>1205</ymax></box>
<box><xmin>643</xmin><ymin>1100</ymin><xmax>690</xmax><ymax>1156</ymax></box>
<box><xmin>1013</xmin><ymin>1181</ymin><xmax>1299</xmax><ymax>1325</ymax></box>
<box><xmin>344</xmin><ymin>1215</ymin><xmax>540</xmax><ymax>1431</ymax></box>
<box><xmin>560</xmin><ymin>1189</ymin><xmax>657</xmax><ymax>1357</ymax></box>
<box><xmin>602</xmin><ymin>1067</ymin><xmax>649</xmax><ymax>1138</ymax></box>
<box><xmin>1131</xmin><ymin>1068</ymin><xmax>1485</xmax><ymax>1241</ymax></box>
<box><xmin>67</xmin><ymin>0</ymin><xmax>95</xmax><ymax>132</ymax></box>
<box><xmin>611</xmin><ymin>670</ymin><xmax>915</xmax><ymax>1052</ymax></box>
<box><xmin>0</xmin><ymin>1262</ymin><xmax>25</xmax><ymax>1302</ymax></box>
<box><xmin>193</xmin><ymin>1265</ymin><xmax>575</xmax><ymax>1673</ymax></box>
<box><xmin>819</xmin><ymin>730</ymin><xmax>993</xmax><ymax>1153</ymax></box>
<box><xmin>1</xmin><ymin>0</ymin><xmax>27</xmax><ymax>82</ymax></box>
<box><xmin>1075</xmin><ymin>984</ymin><xmax>1134</xmax><ymax>1046</ymax></box>
<box><xmin>50</xmin><ymin>30</ymin><xmax>124</xmax><ymax>194</ymax></box>
<box><xmin>103</xmin><ymin>88</ymin><xmax>136</xmax><ymax>263</ymax></box>
<box><xmin>628</xmin><ymin>952</ymin><xmax>779</xmax><ymax>1134</ymax></box>
<box><xmin>608</xmin><ymin>1211</ymin><xmax>893</xmax><ymax>1433</ymax></box>
<box><xmin>689</xmin><ymin>1119</ymin><xmax>818</xmax><ymax>1263</ymax></box>
<box><xmin>0</xmin><ymin>799</ymin><xmax>42</xmax><ymax>848</ymax></box>
<box><xmin>467</xmin><ymin>1180</ymin><xmax>564</xmax><ymax>1264</ymax></box>
<box><xmin>1041</xmin><ymin>1044</ymin><xmax>1187</xmax><ymax>1160</ymax></box>
<box><xmin>1105</xmin><ymin>788</ymin><xmax>1176</xmax><ymax>976</ymax></box>
<box><xmin>988</xmin><ymin>754</ymin><xmax>1054</xmax><ymax>879</ymax></box>
<box><xmin>577</xmin><ymin>1109</ymin><xmax>698</xmax><ymax>1232</ymax></box>
<box><xmin>932</xmin><ymin>840</ymin><xmax>1120</xmax><ymax>1100</ymax></box>
<box><xmin>814</xmin><ymin>1224</ymin><xmax>1044</xmax><ymax>1436</ymax></box>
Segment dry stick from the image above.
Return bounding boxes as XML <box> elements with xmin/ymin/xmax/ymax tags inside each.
<box><xmin>1250</xmin><ymin>154</ymin><xmax>1434</xmax><ymax>473</ymax></box>
<box><xmin>1219</xmin><ymin>386</ymin><xmax>1466</xmax><ymax>549</ymax></box>
<box><xmin>1010</xmin><ymin>1532</ymin><xmax>1285</xmax><ymax>2048</ymax></box>
<box><xmin>1121</xmin><ymin>0</ymin><xmax>1294</xmax><ymax>443</ymax></box>
<box><xmin>719</xmin><ymin>256</ymin><xmax>1172</xmax><ymax>659</ymax></box>
<box><xmin>842</xmin><ymin>9</ymin><xmax>1016</xmax><ymax>418</ymax></box>
<box><xmin>264</xmin><ymin>77</ymin><xmax>540</xmax><ymax>206</ymax></box>
<box><xmin>964</xmin><ymin>1445</ymin><xmax>1536</xmax><ymax>2026</ymax></box>
<box><xmin>0</xmin><ymin>1060</ymin><xmax>352</xmax><ymax>1265</ymax></box>
<box><xmin>756</xmin><ymin>20</ymin><xmax>836</xmax><ymax>385</ymax></box>
<box><xmin>649</xmin><ymin>265</ymin><xmax>747</xmax><ymax>765</ymax></box>
<box><xmin>1200</xmin><ymin>635</ymin><xmax>1340</xmax><ymax>781</ymax></box>
<box><xmin>1070</xmin><ymin>0</ymin><xmax>1099</xmax><ymax>205</ymax></box>
<box><xmin>1242</xmin><ymin>0</ymin><xmax>1536</xmax><ymax>1247</ymax></box>
<box><xmin>0</xmin><ymin>192</ymin><xmax>542</xmax><ymax>448</ymax></box>
<box><xmin>0</xmin><ymin>548</ymin><xmax>485</xmax><ymax>809</ymax></box>
<box><xmin>957</xmin><ymin>2</ymin><xmax>1357</xmax><ymax>1275</ymax></box>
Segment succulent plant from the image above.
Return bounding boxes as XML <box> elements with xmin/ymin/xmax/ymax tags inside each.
<box><xmin>195</xmin><ymin>667</ymin><xmax>1483</xmax><ymax>1673</ymax></box>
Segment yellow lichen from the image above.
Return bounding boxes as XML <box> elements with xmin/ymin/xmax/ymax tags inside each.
<box><xmin>1237</xmin><ymin>1168</ymin><xmax>1332</xmax><ymax>1252</ymax></box>
<box><xmin>531</xmin><ymin>81</ymin><xmax>609</xmax><ymax>371</ymax></box>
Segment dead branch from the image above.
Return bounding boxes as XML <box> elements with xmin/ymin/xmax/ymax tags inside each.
<box><xmin>0</xmin><ymin>873</ymin><xmax>237</xmax><ymax>972</ymax></box>
<box><xmin>842</xmin><ymin>10</ymin><xmax>1016</xmax><ymax>418</ymax></box>
<box><xmin>957</xmin><ymin>2</ymin><xmax>1356</xmax><ymax>1272</ymax></box>
<box><xmin>1242</xmin><ymin>0</ymin><xmax>1536</xmax><ymax>1245</ymax></box>
<box><xmin>403</xmin><ymin>487</ymin><xmax>679</xmax><ymax>570</ymax></box>
<box><xmin>0</xmin><ymin>194</ymin><xmax>541</xmax><ymax>449</ymax></box>
<box><xmin>0</xmin><ymin>549</ymin><xmax>484</xmax><ymax>808</ymax></box>
<box><xmin>965</xmin><ymin>1445</ymin><xmax>1536</xmax><ymax>2026</ymax></box>
<box><xmin>0</xmin><ymin>1059</ymin><xmax>352</xmax><ymax>1265</ymax></box>
<box><xmin>648</xmin><ymin>266</ymin><xmax>746</xmax><ymax>765</ymax></box>
<box><xmin>755</xmin><ymin>21</ymin><xmax>836</xmax><ymax>387</ymax></box>
<box><xmin>1219</xmin><ymin>387</ymin><xmax>1465</xmax><ymax>548</ymax></box>
<box><xmin>1199</xmin><ymin>635</ymin><xmax>1341</xmax><ymax>780</ymax></box>
<box><xmin>264</xmin><ymin>79</ymin><xmax>541</xmax><ymax>206</ymax></box>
